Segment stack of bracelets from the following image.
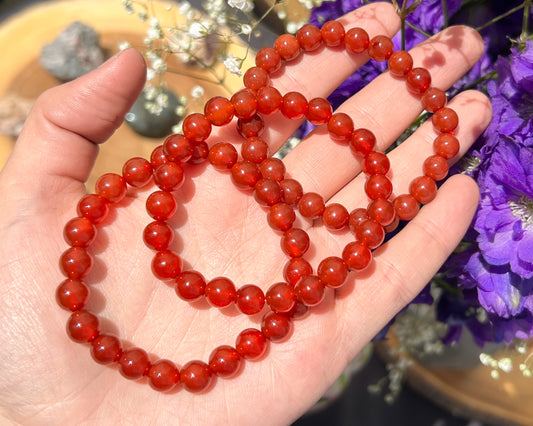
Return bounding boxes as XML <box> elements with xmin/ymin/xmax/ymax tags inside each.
<box><xmin>57</xmin><ymin>20</ymin><xmax>460</xmax><ymax>393</ymax></box>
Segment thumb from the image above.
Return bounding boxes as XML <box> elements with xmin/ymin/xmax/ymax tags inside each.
<box><xmin>0</xmin><ymin>48</ymin><xmax>146</xmax><ymax>194</ymax></box>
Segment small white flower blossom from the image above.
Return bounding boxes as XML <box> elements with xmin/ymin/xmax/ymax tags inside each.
<box><xmin>188</xmin><ymin>22</ymin><xmax>207</xmax><ymax>39</ymax></box>
<box><xmin>147</xmin><ymin>27</ymin><xmax>163</xmax><ymax>40</ymax></box>
<box><xmin>146</xmin><ymin>68</ymin><xmax>156</xmax><ymax>81</ymax></box>
<box><xmin>223</xmin><ymin>53</ymin><xmax>242</xmax><ymax>76</ymax></box>
<box><xmin>118</xmin><ymin>41</ymin><xmax>131</xmax><ymax>50</ymax></box>
<box><xmin>179</xmin><ymin>1</ymin><xmax>191</xmax><ymax>15</ymax></box>
<box><xmin>227</xmin><ymin>0</ymin><xmax>247</xmax><ymax>11</ymax></box>
<box><xmin>175</xmin><ymin>105</ymin><xmax>187</xmax><ymax>118</ymax></box>
<box><xmin>138</xmin><ymin>11</ymin><xmax>148</xmax><ymax>22</ymax></box>
<box><xmin>152</xmin><ymin>58</ymin><xmax>167</xmax><ymax>73</ymax></box>
<box><xmin>191</xmin><ymin>85</ymin><xmax>205</xmax><ymax>98</ymax></box>
<box><xmin>241</xmin><ymin>24</ymin><xmax>252</xmax><ymax>35</ymax></box>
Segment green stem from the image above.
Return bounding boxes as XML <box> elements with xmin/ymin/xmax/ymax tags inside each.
<box><xmin>463</xmin><ymin>70</ymin><xmax>498</xmax><ymax>90</ymax></box>
<box><xmin>442</xmin><ymin>0</ymin><xmax>449</xmax><ymax>28</ymax></box>
<box><xmin>404</xmin><ymin>21</ymin><xmax>432</xmax><ymax>38</ymax></box>
<box><xmin>475</xmin><ymin>2</ymin><xmax>526</xmax><ymax>32</ymax></box>
<box><xmin>522</xmin><ymin>0</ymin><xmax>531</xmax><ymax>39</ymax></box>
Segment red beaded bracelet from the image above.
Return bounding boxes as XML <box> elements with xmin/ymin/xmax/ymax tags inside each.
<box><xmin>57</xmin><ymin>20</ymin><xmax>460</xmax><ymax>393</ymax></box>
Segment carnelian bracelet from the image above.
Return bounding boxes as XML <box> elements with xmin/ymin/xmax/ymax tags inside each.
<box><xmin>57</xmin><ymin>20</ymin><xmax>460</xmax><ymax>393</ymax></box>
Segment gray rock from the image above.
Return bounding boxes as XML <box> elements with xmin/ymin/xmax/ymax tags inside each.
<box><xmin>41</xmin><ymin>21</ymin><xmax>104</xmax><ymax>81</ymax></box>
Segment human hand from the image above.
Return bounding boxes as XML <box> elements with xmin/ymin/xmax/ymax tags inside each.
<box><xmin>0</xmin><ymin>3</ymin><xmax>491</xmax><ymax>425</ymax></box>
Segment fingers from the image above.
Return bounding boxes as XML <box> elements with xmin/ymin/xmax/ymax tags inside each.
<box><xmin>334</xmin><ymin>174</ymin><xmax>479</xmax><ymax>359</ymax></box>
<box><xmin>0</xmin><ymin>49</ymin><xmax>146</xmax><ymax>196</ymax></box>
<box><xmin>284</xmin><ymin>25</ymin><xmax>485</xmax><ymax>199</ymax></box>
<box><xmin>329</xmin><ymin>89</ymin><xmax>492</xmax><ymax>209</ymax></box>
<box><xmin>257</xmin><ymin>2</ymin><xmax>401</xmax><ymax>149</ymax></box>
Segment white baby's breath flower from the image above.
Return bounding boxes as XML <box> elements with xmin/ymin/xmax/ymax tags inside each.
<box><xmin>191</xmin><ymin>85</ymin><xmax>205</xmax><ymax>98</ymax></box>
<box><xmin>146</xmin><ymin>68</ymin><xmax>156</xmax><ymax>81</ymax></box>
<box><xmin>175</xmin><ymin>105</ymin><xmax>187</xmax><ymax>117</ymax></box>
<box><xmin>241</xmin><ymin>24</ymin><xmax>252</xmax><ymax>35</ymax></box>
<box><xmin>144</xmin><ymin>85</ymin><xmax>158</xmax><ymax>100</ymax></box>
<box><xmin>150</xmin><ymin>17</ymin><xmax>160</xmax><ymax>27</ymax></box>
<box><xmin>118</xmin><ymin>41</ymin><xmax>131</xmax><ymax>50</ymax></box>
<box><xmin>223</xmin><ymin>53</ymin><xmax>242</xmax><ymax>76</ymax></box>
<box><xmin>227</xmin><ymin>0</ymin><xmax>247</xmax><ymax>11</ymax></box>
<box><xmin>152</xmin><ymin>58</ymin><xmax>167</xmax><ymax>73</ymax></box>
<box><xmin>188</xmin><ymin>22</ymin><xmax>207</xmax><ymax>39</ymax></box>
<box><xmin>138</xmin><ymin>11</ymin><xmax>148</xmax><ymax>22</ymax></box>
<box><xmin>122</xmin><ymin>0</ymin><xmax>134</xmax><ymax>14</ymax></box>
<box><xmin>147</xmin><ymin>27</ymin><xmax>163</xmax><ymax>40</ymax></box>
<box><xmin>179</xmin><ymin>1</ymin><xmax>191</xmax><ymax>15</ymax></box>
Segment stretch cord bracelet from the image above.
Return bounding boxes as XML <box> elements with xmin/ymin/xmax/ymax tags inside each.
<box><xmin>57</xmin><ymin>20</ymin><xmax>461</xmax><ymax>393</ymax></box>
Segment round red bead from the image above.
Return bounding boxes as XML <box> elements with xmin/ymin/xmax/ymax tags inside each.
<box><xmin>151</xmin><ymin>250</ymin><xmax>182</xmax><ymax>280</ymax></box>
<box><xmin>328</xmin><ymin>112</ymin><xmax>354</xmax><ymax>143</ymax></box>
<box><xmin>254</xmin><ymin>178</ymin><xmax>282</xmax><ymax>206</ymax></box>
<box><xmin>146</xmin><ymin>190</ymin><xmax>177</xmax><ymax>221</ymax></box>
<box><xmin>367</xmin><ymin>198</ymin><xmax>396</xmax><ymax>226</ymax></box>
<box><xmin>256</xmin><ymin>86</ymin><xmax>283</xmax><ymax>114</ymax></box>
<box><xmin>95</xmin><ymin>173</ymin><xmax>127</xmax><ymax>203</ymax></box>
<box><xmin>322</xmin><ymin>203</ymin><xmax>349</xmax><ymax>230</ymax></box>
<box><xmin>363</xmin><ymin>151</ymin><xmax>390</xmax><ymax>175</ymax></box>
<box><xmin>283</xmin><ymin>257</ymin><xmax>313</xmax><ymax>287</ymax></box>
<box><xmin>175</xmin><ymin>271</ymin><xmax>206</xmax><ymax>301</ymax></box>
<box><xmin>231</xmin><ymin>89</ymin><xmax>257</xmax><ymax>119</ymax></box>
<box><xmin>122</xmin><ymin>157</ymin><xmax>153</xmax><ymax>188</ymax></box>
<box><xmin>406</xmin><ymin>68</ymin><xmax>432</xmax><ymax>96</ymax></box>
<box><xmin>180</xmin><ymin>360</ymin><xmax>212</xmax><ymax>393</ymax></box>
<box><xmin>410</xmin><ymin>175</ymin><xmax>438</xmax><ymax>204</ymax></box>
<box><xmin>209</xmin><ymin>345</ymin><xmax>242</xmax><ymax>378</ymax></box>
<box><xmin>350</xmin><ymin>128</ymin><xmax>376</xmax><ymax>157</ymax></box>
<box><xmin>364</xmin><ymin>174</ymin><xmax>393</xmax><ymax>200</ymax></box>
<box><xmin>423</xmin><ymin>154</ymin><xmax>449</xmax><ymax>181</ymax></box>
<box><xmin>153</xmin><ymin>161</ymin><xmax>184</xmax><ymax>191</ymax></box>
<box><xmin>182</xmin><ymin>113</ymin><xmax>212</xmax><ymax>142</ymax></box>
<box><xmin>91</xmin><ymin>334</ymin><xmax>122</xmax><ymax>364</ymax></box>
<box><xmin>67</xmin><ymin>310</ymin><xmax>99</xmax><ymax>343</ymax></box>
<box><xmin>282</xmin><ymin>92</ymin><xmax>308</xmax><ymax>119</ymax></box>
<box><xmin>368</xmin><ymin>35</ymin><xmax>394</xmax><ymax>61</ymax></box>
<box><xmin>255</xmin><ymin>47</ymin><xmax>282</xmax><ymax>74</ymax></box>
<box><xmin>64</xmin><ymin>217</ymin><xmax>96</xmax><ymax>247</ymax></box>
<box><xmin>266</xmin><ymin>282</ymin><xmax>297</xmax><ymax>313</ymax></box>
<box><xmin>296</xmin><ymin>24</ymin><xmax>322</xmax><ymax>52</ymax></box>
<box><xmin>143</xmin><ymin>220</ymin><xmax>174</xmax><ymax>251</ymax></box>
<box><xmin>236</xmin><ymin>328</ymin><xmax>267</xmax><ymax>360</ymax></box>
<box><xmin>236</xmin><ymin>284</ymin><xmax>265</xmax><ymax>315</ymax></box>
<box><xmin>237</xmin><ymin>114</ymin><xmax>264</xmax><ymax>138</ymax></box>
<box><xmin>204</xmin><ymin>96</ymin><xmax>235</xmax><ymax>126</ymax></box>
<box><xmin>148</xmin><ymin>359</ymin><xmax>180</xmax><ymax>391</ymax></box>
<box><xmin>342</xmin><ymin>241</ymin><xmax>372</xmax><ymax>270</ymax></box>
<box><xmin>119</xmin><ymin>348</ymin><xmax>151</xmax><ymax>379</ymax></box>
<box><xmin>188</xmin><ymin>141</ymin><xmax>209</xmax><ymax>165</ymax></box>
<box><xmin>421</xmin><ymin>87</ymin><xmax>447</xmax><ymax>113</ymax></box>
<box><xmin>60</xmin><ymin>246</ymin><xmax>92</xmax><ymax>279</ymax></box>
<box><xmin>432</xmin><ymin>107</ymin><xmax>459</xmax><ymax>133</ymax></box>
<box><xmin>355</xmin><ymin>219</ymin><xmax>385</xmax><ymax>249</ymax></box>
<box><xmin>268</xmin><ymin>203</ymin><xmax>296</xmax><ymax>232</ymax></box>
<box><xmin>298</xmin><ymin>192</ymin><xmax>325</xmax><ymax>218</ymax></box>
<box><xmin>150</xmin><ymin>144</ymin><xmax>168</xmax><ymax>169</ymax></box>
<box><xmin>320</xmin><ymin>20</ymin><xmax>345</xmax><ymax>47</ymax></box>
<box><xmin>243</xmin><ymin>67</ymin><xmax>269</xmax><ymax>90</ymax></box>
<box><xmin>242</xmin><ymin>136</ymin><xmax>269</xmax><ymax>164</ymax></box>
<box><xmin>77</xmin><ymin>194</ymin><xmax>109</xmax><ymax>224</ymax></box>
<box><xmin>280</xmin><ymin>178</ymin><xmax>303</xmax><ymax>205</ymax></box>
<box><xmin>274</xmin><ymin>33</ymin><xmax>301</xmax><ymax>61</ymax></box>
<box><xmin>388</xmin><ymin>50</ymin><xmax>413</xmax><ymax>77</ymax></box>
<box><xmin>260</xmin><ymin>158</ymin><xmax>286</xmax><ymax>181</ymax></box>
<box><xmin>317</xmin><ymin>256</ymin><xmax>348</xmax><ymax>288</ymax></box>
<box><xmin>261</xmin><ymin>312</ymin><xmax>292</xmax><ymax>342</ymax></box>
<box><xmin>281</xmin><ymin>228</ymin><xmax>310</xmax><ymax>258</ymax></box>
<box><xmin>434</xmin><ymin>133</ymin><xmax>460</xmax><ymax>159</ymax></box>
<box><xmin>393</xmin><ymin>194</ymin><xmax>420</xmax><ymax>221</ymax></box>
<box><xmin>56</xmin><ymin>278</ymin><xmax>89</xmax><ymax>311</ymax></box>
<box><xmin>306</xmin><ymin>97</ymin><xmax>333</xmax><ymax>125</ymax></box>
<box><xmin>163</xmin><ymin>134</ymin><xmax>195</xmax><ymax>163</ymax></box>
<box><xmin>294</xmin><ymin>275</ymin><xmax>325</xmax><ymax>307</ymax></box>
<box><xmin>231</xmin><ymin>161</ymin><xmax>261</xmax><ymax>189</ymax></box>
<box><xmin>349</xmin><ymin>208</ymin><xmax>370</xmax><ymax>232</ymax></box>
<box><xmin>345</xmin><ymin>27</ymin><xmax>369</xmax><ymax>54</ymax></box>
<box><xmin>205</xmin><ymin>277</ymin><xmax>237</xmax><ymax>308</ymax></box>
<box><xmin>208</xmin><ymin>142</ymin><xmax>238</xmax><ymax>170</ymax></box>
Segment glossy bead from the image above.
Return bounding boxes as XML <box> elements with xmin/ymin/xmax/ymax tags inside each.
<box><xmin>421</xmin><ymin>87</ymin><xmax>447</xmax><ymax>113</ymax></box>
<box><xmin>150</xmin><ymin>144</ymin><xmax>168</xmax><ymax>169</ymax></box>
<box><xmin>363</xmin><ymin>151</ymin><xmax>390</xmax><ymax>175</ymax></box>
<box><xmin>209</xmin><ymin>345</ymin><xmax>242</xmax><ymax>378</ymax></box>
<box><xmin>60</xmin><ymin>246</ymin><xmax>92</xmax><ymax>279</ymax></box>
<box><xmin>188</xmin><ymin>141</ymin><xmax>209</xmax><ymax>165</ymax></box>
<box><xmin>355</xmin><ymin>219</ymin><xmax>385</xmax><ymax>249</ymax></box>
<box><xmin>175</xmin><ymin>271</ymin><xmax>206</xmax><ymax>301</ymax></box>
<box><xmin>146</xmin><ymin>190</ymin><xmax>177</xmax><ymax>220</ymax></box>
<box><xmin>148</xmin><ymin>359</ymin><xmax>180</xmax><ymax>391</ymax></box>
<box><xmin>143</xmin><ymin>221</ymin><xmax>174</xmax><ymax>251</ymax></box>
<box><xmin>322</xmin><ymin>203</ymin><xmax>349</xmax><ymax>230</ymax></box>
<box><xmin>350</xmin><ymin>128</ymin><xmax>376</xmax><ymax>157</ymax></box>
<box><xmin>205</xmin><ymin>277</ymin><xmax>237</xmax><ymax>307</ymax></box>
<box><xmin>242</xmin><ymin>136</ymin><xmax>269</xmax><ymax>163</ymax></box>
<box><xmin>237</xmin><ymin>114</ymin><xmax>264</xmax><ymax>138</ymax></box>
<box><xmin>95</xmin><ymin>173</ymin><xmax>127</xmax><ymax>203</ymax></box>
<box><xmin>235</xmin><ymin>328</ymin><xmax>267</xmax><ymax>360</ymax></box>
<box><xmin>91</xmin><ymin>334</ymin><xmax>122</xmax><ymax>364</ymax></box>
<box><xmin>256</xmin><ymin>86</ymin><xmax>283</xmax><ymax>114</ymax></box>
<box><xmin>410</xmin><ymin>175</ymin><xmax>438</xmax><ymax>204</ymax></box>
<box><xmin>317</xmin><ymin>256</ymin><xmax>348</xmax><ymax>288</ymax></box>
<box><xmin>231</xmin><ymin>161</ymin><xmax>261</xmax><ymax>189</ymax></box>
<box><xmin>388</xmin><ymin>50</ymin><xmax>413</xmax><ymax>77</ymax></box>
<box><xmin>260</xmin><ymin>158</ymin><xmax>286</xmax><ymax>181</ymax></box>
<box><xmin>368</xmin><ymin>35</ymin><xmax>394</xmax><ymax>61</ymax></box>
<box><xmin>56</xmin><ymin>278</ymin><xmax>89</xmax><ymax>311</ymax></box>
<box><xmin>243</xmin><ymin>67</ymin><xmax>270</xmax><ymax>90</ymax></box>
<box><xmin>296</xmin><ymin>24</ymin><xmax>322</xmax><ymax>52</ymax></box>
<box><xmin>393</xmin><ymin>194</ymin><xmax>420</xmax><ymax>221</ymax></box>
<box><xmin>231</xmin><ymin>89</ymin><xmax>257</xmax><ymax>119</ymax></box>
<box><xmin>153</xmin><ymin>161</ymin><xmax>184</xmax><ymax>191</ymax></box>
<box><xmin>152</xmin><ymin>250</ymin><xmax>182</xmax><ymax>280</ymax></box>
<box><xmin>182</xmin><ymin>113</ymin><xmax>212</xmax><ymax>143</ymax></box>
<box><xmin>274</xmin><ymin>34</ymin><xmax>301</xmax><ymax>61</ymax></box>
<box><xmin>345</xmin><ymin>27</ymin><xmax>369</xmax><ymax>54</ymax></box>
<box><xmin>294</xmin><ymin>275</ymin><xmax>325</xmax><ymax>306</ymax></box>
<box><xmin>261</xmin><ymin>312</ymin><xmax>292</xmax><ymax>342</ymax></box>
<box><xmin>306</xmin><ymin>97</ymin><xmax>333</xmax><ymax>125</ymax></box>
<box><xmin>283</xmin><ymin>257</ymin><xmax>313</xmax><ymax>287</ymax></box>
<box><xmin>204</xmin><ymin>96</ymin><xmax>235</xmax><ymax>126</ymax></box>
<box><xmin>385</xmin><ymin>216</ymin><xmax>400</xmax><ymax>233</ymax></box>
<box><xmin>254</xmin><ymin>178</ymin><xmax>282</xmax><ymax>206</ymax></box>
<box><xmin>432</xmin><ymin>107</ymin><xmax>459</xmax><ymax>133</ymax></box>
<box><xmin>236</xmin><ymin>284</ymin><xmax>265</xmax><ymax>315</ymax></box>
<box><xmin>298</xmin><ymin>192</ymin><xmax>325</xmax><ymax>218</ymax></box>
<box><xmin>281</xmin><ymin>228</ymin><xmax>310</xmax><ymax>257</ymax></box>
<box><xmin>434</xmin><ymin>133</ymin><xmax>460</xmax><ymax>159</ymax></box>
<box><xmin>77</xmin><ymin>194</ymin><xmax>109</xmax><ymax>224</ymax></box>
<box><xmin>320</xmin><ymin>20</ymin><xmax>345</xmax><ymax>47</ymax></box>
<box><xmin>342</xmin><ymin>241</ymin><xmax>372</xmax><ymax>270</ymax></box>
<box><xmin>282</xmin><ymin>92</ymin><xmax>308</xmax><ymax>119</ymax></box>
<box><xmin>67</xmin><ymin>310</ymin><xmax>99</xmax><ymax>343</ymax></box>
<box><xmin>423</xmin><ymin>154</ymin><xmax>449</xmax><ymax>181</ymax></box>
<box><xmin>180</xmin><ymin>360</ymin><xmax>212</xmax><ymax>393</ymax></box>
<box><xmin>64</xmin><ymin>217</ymin><xmax>96</xmax><ymax>247</ymax></box>
<box><xmin>119</xmin><ymin>348</ymin><xmax>151</xmax><ymax>380</ymax></box>
<box><xmin>364</xmin><ymin>174</ymin><xmax>393</xmax><ymax>200</ymax></box>
<box><xmin>268</xmin><ymin>203</ymin><xmax>296</xmax><ymax>232</ymax></box>
<box><xmin>348</xmin><ymin>208</ymin><xmax>369</xmax><ymax>233</ymax></box>
<box><xmin>255</xmin><ymin>47</ymin><xmax>282</xmax><ymax>74</ymax></box>
<box><xmin>280</xmin><ymin>178</ymin><xmax>303</xmax><ymax>205</ymax></box>
<box><xmin>208</xmin><ymin>142</ymin><xmax>238</xmax><ymax>170</ymax></box>
<box><xmin>367</xmin><ymin>198</ymin><xmax>396</xmax><ymax>226</ymax></box>
<box><xmin>122</xmin><ymin>157</ymin><xmax>153</xmax><ymax>188</ymax></box>
<box><xmin>406</xmin><ymin>67</ymin><xmax>432</xmax><ymax>96</ymax></box>
<box><xmin>328</xmin><ymin>112</ymin><xmax>354</xmax><ymax>143</ymax></box>
<box><xmin>163</xmin><ymin>134</ymin><xmax>194</xmax><ymax>163</ymax></box>
<box><xmin>266</xmin><ymin>282</ymin><xmax>296</xmax><ymax>313</ymax></box>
